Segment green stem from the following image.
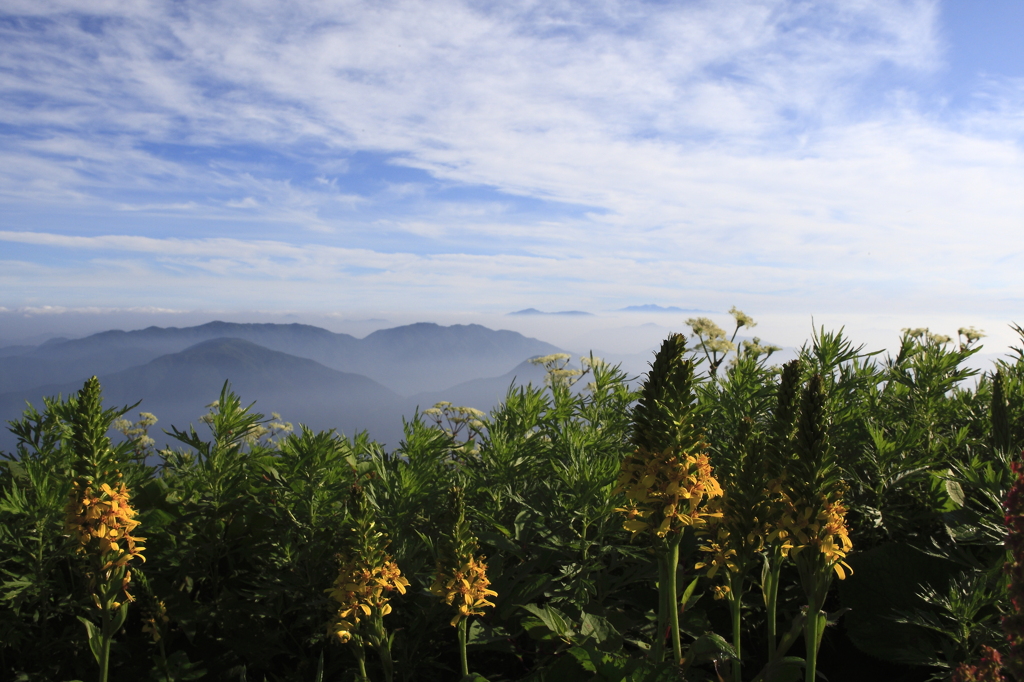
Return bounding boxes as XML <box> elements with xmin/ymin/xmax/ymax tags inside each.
<box><xmin>377</xmin><ymin>640</ymin><xmax>394</xmax><ymax>682</ymax></box>
<box><xmin>651</xmin><ymin>555</ymin><xmax>667</xmax><ymax>663</ymax></box>
<box><xmin>762</xmin><ymin>547</ymin><xmax>783</xmax><ymax>659</ymax></box>
<box><xmin>803</xmin><ymin>569</ymin><xmax>831</xmax><ymax>682</ymax></box>
<box><xmin>98</xmin><ymin>605</ymin><xmax>111</xmax><ymax>682</ymax></box>
<box><xmin>158</xmin><ymin>636</ymin><xmax>170</xmax><ymax>682</ymax></box>
<box><xmin>748</xmin><ymin>612</ymin><xmax>806</xmax><ymax>682</ymax></box>
<box><xmin>667</xmin><ymin>537</ymin><xmax>682</xmax><ymax>666</ymax></box>
<box><xmin>458</xmin><ymin>617</ymin><xmax>469</xmax><ymax>678</ymax></box>
<box><xmin>728</xmin><ymin>572</ymin><xmax>743</xmax><ymax>682</ymax></box>
<box><xmin>804</xmin><ymin>606</ymin><xmax>822</xmax><ymax>682</ymax></box>
<box><xmin>349</xmin><ymin>640</ymin><xmax>369</xmax><ymax>682</ymax></box>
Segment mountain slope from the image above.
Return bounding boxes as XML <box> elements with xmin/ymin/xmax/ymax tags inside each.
<box><xmin>405</xmin><ymin>358</ymin><xmax>551</xmax><ymax>415</ymax></box>
<box><xmin>357</xmin><ymin>323</ymin><xmax>562</xmax><ymax>393</ymax></box>
<box><xmin>0</xmin><ymin>338</ymin><xmax>404</xmax><ymax>452</ymax></box>
<box><xmin>0</xmin><ymin>321</ymin><xmax>562</xmax><ymax>396</ymax></box>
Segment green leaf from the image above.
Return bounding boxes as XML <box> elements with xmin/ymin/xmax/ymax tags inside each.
<box><xmin>578</xmin><ymin>612</ymin><xmax>623</xmax><ymax>651</ymax></box>
<box><xmin>521</xmin><ymin>604</ymin><xmax>575</xmax><ymax>640</ymax></box>
<box><xmin>77</xmin><ymin>616</ymin><xmax>102</xmax><ymax>665</ymax></box>
<box><xmin>496</xmin><ymin>573</ymin><xmax>551</xmax><ymax>619</ymax></box>
<box><xmin>757</xmin><ymin>656</ymin><xmax>805</xmax><ymax>682</ymax></box>
<box><xmin>678</xmin><ymin>608</ymin><xmax>711</xmax><ymax>638</ymax></box>
<box><xmin>837</xmin><ymin>543</ymin><xmax>959</xmax><ymax>665</ymax></box>
<box><xmin>679</xmin><ymin>576</ymin><xmax>700</xmax><ymax>609</ymax></box>
<box><xmin>314</xmin><ymin>650</ymin><xmax>325</xmax><ymax>682</ymax></box>
<box><xmin>685</xmin><ymin>632</ymin><xmax>737</xmax><ymax>665</ymax></box>
<box><xmin>164</xmin><ymin>651</ymin><xmax>207</xmax><ymax>681</ymax></box>
<box><xmin>567</xmin><ymin>644</ymin><xmax>653</xmax><ymax>681</ymax></box>
<box><xmin>566</xmin><ymin>645</ymin><xmax>599</xmax><ymax>672</ymax></box>
<box><xmin>110</xmin><ymin>603</ymin><xmax>129</xmax><ymax>634</ymax></box>
<box><xmin>945</xmin><ymin>478</ymin><xmax>966</xmax><ymax>508</ymax></box>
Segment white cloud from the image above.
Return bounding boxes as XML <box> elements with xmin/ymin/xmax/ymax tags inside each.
<box><xmin>1</xmin><ymin>0</ymin><xmax>1022</xmax><ymax>318</ymax></box>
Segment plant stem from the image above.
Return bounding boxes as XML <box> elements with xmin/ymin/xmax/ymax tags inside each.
<box><xmin>728</xmin><ymin>572</ymin><xmax>743</xmax><ymax>682</ymax></box>
<box><xmin>158</xmin><ymin>637</ymin><xmax>171</xmax><ymax>682</ymax></box>
<box><xmin>377</xmin><ymin>640</ymin><xmax>394</xmax><ymax>682</ymax></box>
<box><xmin>352</xmin><ymin>643</ymin><xmax>369</xmax><ymax>682</ymax></box>
<box><xmin>764</xmin><ymin>549</ymin><xmax>783</xmax><ymax>659</ymax></box>
<box><xmin>98</xmin><ymin>604</ymin><xmax>111</xmax><ymax>682</ymax></box>
<box><xmin>804</xmin><ymin>606</ymin><xmax>821</xmax><ymax>682</ymax></box>
<box><xmin>652</xmin><ymin>555</ymin><xmax>667</xmax><ymax>663</ymax></box>
<box><xmin>458</xmin><ymin>617</ymin><xmax>470</xmax><ymax>678</ymax></box>
<box><xmin>667</xmin><ymin>537</ymin><xmax>682</xmax><ymax>665</ymax></box>
<box><xmin>803</xmin><ymin>571</ymin><xmax>830</xmax><ymax>682</ymax></box>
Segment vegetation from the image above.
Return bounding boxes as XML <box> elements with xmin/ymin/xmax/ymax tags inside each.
<box><xmin>2</xmin><ymin>314</ymin><xmax>1024</xmax><ymax>681</ymax></box>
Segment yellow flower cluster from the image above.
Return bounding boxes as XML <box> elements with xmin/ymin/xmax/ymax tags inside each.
<box><xmin>695</xmin><ymin>528</ymin><xmax>739</xmax><ymax>579</ymax></box>
<box><xmin>65</xmin><ymin>481</ymin><xmax>146</xmax><ymax>585</ymax></box>
<box><xmin>774</xmin><ymin>492</ymin><xmax>853</xmax><ymax>579</ymax></box>
<box><xmin>430</xmin><ymin>555</ymin><xmax>498</xmax><ymax>627</ymax></box>
<box><xmin>141</xmin><ymin>600</ymin><xmax>170</xmax><ymax>643</ymax></box>
<box><xmin>327</xmin><ymin>557</ymin><xmax>410</xmax><ymax>643</ymax></box>
<box><xmin>615</xmin><ymin>447</ymin><xmax>724</xmax><ymax>537</ymax></box>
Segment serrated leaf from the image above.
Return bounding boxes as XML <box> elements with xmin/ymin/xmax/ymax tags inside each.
<box><xmin>579</xmin><ymin>612</ymin><xmax>620</xmax><ymax>645</ymax></box>
<box><xmin>945</xmin><ymin>478</ymin><xmax>965</xmax><ymax>508</ymax></box>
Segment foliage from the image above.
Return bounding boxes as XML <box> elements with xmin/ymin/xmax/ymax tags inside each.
<box><xmin>2</xmin><ymin>319</ymin><xmax>1024</xmax><ymax>681</ymax></box>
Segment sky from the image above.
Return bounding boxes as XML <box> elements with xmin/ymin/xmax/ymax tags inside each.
<box><xmin>1</xmin><ymin>0</ymin><xmax>1023</xmax><ymax>351</ymax></box>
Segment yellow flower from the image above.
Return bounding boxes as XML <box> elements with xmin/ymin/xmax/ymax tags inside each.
<box><xmin>431</xmin><ymin>555</ymin><xmax>497</xmax><ymax>627</ymax></box>
<box><xmin>696</xmin><ymin>530</ymin><xmax>739</xmax><ymax>578</ymax></box>
<box><xmin>65</xmin><ymin>478</ymin><xmax>146</xmax><ymax>605</ymax></box>
<box><xmin>141</xmin><ymin>600</ymin><xmax>170</xmax><ymax>643</ymax></box>
<box><xmin>616</xmin><ymin>446</ymin><xmax>723</xmax><ymax>539</ymax></box>
<box><xmin>775</xmin><ymin>490</ymin><xmax>854</xmax><ymax>579</ymax></box>
<box><xmin>326</xmin><ymin>555</ymin><xmax>408</xmax><ymax>640</ymax></box>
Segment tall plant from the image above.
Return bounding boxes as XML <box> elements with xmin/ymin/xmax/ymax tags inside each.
<box><xmin>615</xmin><ymin>334</ymin><xmax>723</xmax><ymax>664</ymax></box>
<box><xmin>64</xmin><ymin>377</ymin><xmax>146</xmax><ymax>682</ymax></box>
<box><xmin>430</xmin><ymin>486</ymin><xmax>497</xmax><ymax>678</ymax></box>
<box><xmin>327</xmin><ymin>484</ymin><xmax>409</xmax><ymax>682</ymax></box>
<box><xmin>778</xmin><ymin>375</ymin><xmax>853</xmax><ymax>682</ymax></box>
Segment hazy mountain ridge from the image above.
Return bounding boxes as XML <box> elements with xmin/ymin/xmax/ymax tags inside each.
<box><xmin>0</xmin><ymin>322</ymin><xmax>569</xmax><ymax>451</ymax></box>
<box><xmin>406</xmin><ymin>358</ymin><xmax>551</xmax><ymax>414</ymax></box>
<box><xmin>0</xmin><ymin>320</ymin><xmax>562</xmax><ymax>396</ymax></box>
<box><xmin>508</xmin><ymin>308</ymin><xmax>593</xmax><ymax>316</ymax></box>
<box><xmin>0</xmin><ymin>338</ymin><xmax>399</xmax><ymax>450</ymax></box>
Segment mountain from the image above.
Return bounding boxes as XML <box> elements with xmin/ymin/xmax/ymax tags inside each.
<box><xmin>406</xmin><ymin>358</ymin><xmax>551</xmax><ymax>414</ymax></box>
<box><xmin>0</xmin><ymin>321</ymin><xmax>563</xmax><ymax>396</ymax></box>
<box><xmin>0</xmin><ymin>321</ymin><xmax>355</xmax><ymax>396</ymax></box>
<box><xmin>508</xmin><ymin>309</ymin><xmax>593</xmax><ymax>316</ymax></box>
<box><xmin>357</xmin><ymin>323</ymin><xmax>562</xmax><ymax>393</ymax></box>
<box><xmin>0</xmin><ymin>321</ymin><xmax>572</xmax><ymax>453</ymax></box>
<box><xmin>0</xmin><ymin>338</ymin><xmax>405</xmax><ymax>452</ymax></box>
<box><xmin>0</xmin><ymin>345</ymin><xmax>36</xmax><ymax>359</ymax></box>
<box><xmin>617</xmin><ymin>304</ymin><xmax>714</xmax><ymax>313</ymax></box>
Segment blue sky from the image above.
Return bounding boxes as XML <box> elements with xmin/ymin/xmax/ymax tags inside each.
<box><xmin>1</xmin><ymin>0</ymin><xmax>1023</xmax><ymax>335</ymax></box>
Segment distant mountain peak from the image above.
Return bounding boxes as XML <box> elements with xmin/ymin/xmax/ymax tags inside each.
<box><xmin>617</xmin><ymin>304</ymin><xmax>714</xmax><ymax>313</ymax></box>
<box><xmin>39</xmin><ymin>336</ymin><xmax>73</xmax><ymax>347</ymax></box>
<box><xmin>508</xmin><ymin>308</ymin><xmax>593</xmax><ymax>316</ymax></box>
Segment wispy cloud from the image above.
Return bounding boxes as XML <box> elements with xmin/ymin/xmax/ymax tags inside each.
<box><xmin>1</xmin><ymin>0</ymin><xmax>1022</xmax><ymax>317</ymax></box>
